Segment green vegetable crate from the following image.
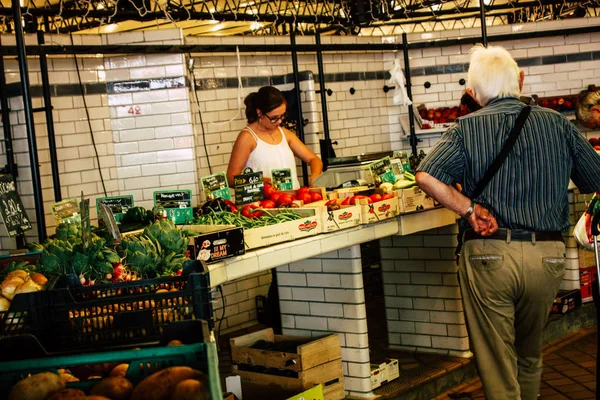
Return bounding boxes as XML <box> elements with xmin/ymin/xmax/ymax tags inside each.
<box><xmin>0</xmin><ymin>262</ymin><xmax>214</xmax><ymax>355</ymax></box>
<box><xmin>0</xmin><ymin>331</ymin><xmax>223</xmax><ymax>399</ymax></box>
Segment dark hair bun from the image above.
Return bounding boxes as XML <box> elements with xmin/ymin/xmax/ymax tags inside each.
<box><xmin>244</xmin><ymin>86</ymin><xmax>286</xmax><ymax>124</ymax></box>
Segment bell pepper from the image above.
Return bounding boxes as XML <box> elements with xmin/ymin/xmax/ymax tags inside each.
<box><xmin>223</xmin><ymin>199</ymin><xmax>238</xmax><ymax>214</ymax></box>
<box><xmin>242</xmin><ymin>204</ymin><xmax>263</xmax><ymax>219</ymax></box>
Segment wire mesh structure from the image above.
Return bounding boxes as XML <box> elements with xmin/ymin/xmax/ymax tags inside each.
<box><xmin>0</xmin><ymin>0</ymin><xmax>598</xmax><ymax>36</ymax></box>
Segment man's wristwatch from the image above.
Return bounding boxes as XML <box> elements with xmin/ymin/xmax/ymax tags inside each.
<box><xmin>463</xmin><ymin>200</ymin><xmax>475</xmax><ymax>220</ymax></box>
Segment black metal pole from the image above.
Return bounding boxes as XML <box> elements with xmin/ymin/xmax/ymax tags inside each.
<box><xmin>402</xmin><ymin>33</ymin><xmax>418</xmax><ymax>157</ymax></box>
<box><xmin>289</xmin><ymin>26</ymin><xmax>309</xmax><ymax>187</ymax></box>
<box><xmin>480</xmin><ymin>1</ymin><xmax>488</xmax><ymax>47</ymax></box>
<box><xmin>0</xmin><ymin>45</ymin><xmax>17</xmax><ymax>180</ymax></box>
<box><xmin>37</xmin><ymin>30</ymin><xmax>61</xmax><ymax>202</ymax></box>
<box><xmin>315</xmin><ymin>34</ymin><xmax>331</xmax><ymax>142</ymax></box>
<box><xmin>12</xmin><ymin>2</ymin><xmax>46</xmax><ymax>242</ymax></box>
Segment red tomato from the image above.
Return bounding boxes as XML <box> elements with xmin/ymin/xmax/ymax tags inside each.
<box><xmin>277</xmin><ymin>194</ymin><xmax>293</xmax><ymax>206</ymax></box>
<box><xmin>296</xmin><ymin>187</ymin><xmax>311</xmax><ymax>198</ymax></box>
<box><xmin>341</xmin><ymin>197</ymin><xmax>351</xmax><ymax>206</ymax></box>
<box><xmin>300</xmin><ymin>193</ymin><xmax>312</xmax><ymax>204</ymax></box>
<box><xmin>369</xmin><ymin>194</ymin><xmax>382</xmax><ymax>202</ymax></box>
<box><xmin>270</xmin><ymin>192</ymin><xmax>282</xmax><ymax>203</ymax></box>
<box><xmin>260</xmin><ymin>200</ymin><xmax>276</xmax><ymax>209</ymax></box>
<box><xmin>264</xmin><ymin>184</ymin><xmax>276</xmax><ymax>198</ymax></box>
<box><xmin>381</xmin><ymin>193</ymin><xmax>394</xmax><ymax>200</ymax></box>
<box><xmin>310</xmin><ymin>192</ymin><xmax>323</xmax><ymax>202</ymax></box>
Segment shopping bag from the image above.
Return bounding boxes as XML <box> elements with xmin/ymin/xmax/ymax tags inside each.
<box><xmin>574</xmin><ymin>193</ymin><xmax>600</xmax><ymax>250</ymax></box>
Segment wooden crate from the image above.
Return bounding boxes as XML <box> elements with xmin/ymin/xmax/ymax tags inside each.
<box><xmin>230</xmin><ymin>328</ymin><xmax>344</xmax><ymax>399</ymax></box>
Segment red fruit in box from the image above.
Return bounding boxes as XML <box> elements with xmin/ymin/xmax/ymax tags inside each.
<box><xmin>439</xmin><ymin>117</ymin><xmax>447</xmax><ymax>123</ymax></box>
<box><xmin>422</xmin><ymin>123</ymin><xmax>432</xmax><ymax>129</ymax></box>
<box><xmin>442</xmin><ymin>108</ymin><xmax>451</xmax><ymax>117</ymax></box>
<box><xmin>558</xmin><ymin>98</ymin><xmax>565</xmax><ymax>105</ymax></box>
<box><xmin>300</xmin><ymin>192</ymin><xmax>312</xmax><ymax>204</ymax></box>
<box><xmin>419</xmin><ymin>109</ymin><xmax>427</xmax><ymax>118</ymax></box>
<box><xmin>564</xmin><ymin>101</ymin><xmax>572</xmax><ymax>109</ymax></box>
<box><xmin>594</xmin><ymin>145</ymin><xmax>600</xmax><ymax>151</ymax></box>
<box><xmin>310</xmin><ymin>192</ymin><xmax>323</xmax><ymax>202</ymax></box>
<box><xmin>435</xmin><ymin>111</ymin><xmax>442</xmax><ymax>118</ymax></box>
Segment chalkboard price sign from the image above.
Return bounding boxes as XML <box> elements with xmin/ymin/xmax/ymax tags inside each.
<box><xmin>369</xmin><ymin>157</ymin><xmax>396</xmax><ymax>184</ymax></box>
<box><xmin>201</xmin><ymin>172</ymin><xmax>231</xmax><ymax>200</ymax></box>
<box><xmin>153</xmin><ymin>190</ymin><xmax>193</xmax><ymax>225</ymax></box>
<box><xmin>0</xmin><ymin>174</ymin><xmax>32</xmax><ymax>237</ymax></box>
<box><xmin>271</xmin><ymin>168</ymin><xmax>293</xmax><ymax>191</ymax></box>
<box><xmin>96</xmin><ymin>195</ymin><xmax>134</xmax><ymax>222</ymax></box>
<box><xmin>234</xmin><ymin>171</ymin><xmax>264</xmax><ymax>205</ymax></box>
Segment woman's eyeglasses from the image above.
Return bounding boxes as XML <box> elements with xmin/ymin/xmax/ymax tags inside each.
<box><xmin>264</xmin><ymin>112</ymin><xmax>288</xmax><ymax>123</ymax></box>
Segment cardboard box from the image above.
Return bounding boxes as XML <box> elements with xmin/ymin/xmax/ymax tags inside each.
<box><xmin>579</xmin><ymin>266</ymin><xmax>597</xmax><ymax>303</ymax></box>
<box><xmin>550</xmin><ymin>289</ymin><xmax>582</xmax><ymax>314</ymax></box>
<box><xmin>395</xmin><ymin>186</ymin><xmax>436</xmax><ymax>213</ymax></box>
<box><xmin>578</xmin><ymin>248</ymin><xmax>597</xmax><ymax>269</ymax></box>
<box><xmin>358</xmin><ymin>196</ymin><xmax>399</xmax><ymax>224</ymax></box>
<box><xmin>305</xmin><ymin>201</ymin><xmax>362</xmax><ymax>232</ymax></box>
<box><xmin>183</xmin><ymin>225</ymin><xmax>245</xmax><ymax>263</ymax></box>
<box><xmin>370</xmin><ymin>364</ymin><xmax>384</xmax><ymax>390</ymax></box>
<box><xmin>382</xmin><ymin>358</ymin><xmax>399</xmax><ymax>382</ymax></box>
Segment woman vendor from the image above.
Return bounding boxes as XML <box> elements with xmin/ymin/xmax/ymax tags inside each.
<box><xmin>226</xmin><ymin>86</ymin><xmax>323</xmax><ymax>188</ymax></box>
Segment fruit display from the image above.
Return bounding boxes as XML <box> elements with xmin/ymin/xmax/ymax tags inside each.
<box><xmin>0</xmin><ymin>264</ymin><xmax>48</xmax><ymax>312</ymax></box>
<box><xmin>576</xmin><ymin>89</ymin><xmax>600</xmax><ymax>129</ymax></box>
<box><xmin>587</xmin><ymin>137</ymin><xmax>600</xmax><ymax>151</ymax></box>
<box><xmin>418</xmin><ymin>104</ymin><xmax>471</xmax><ymax>128</ymax></box>
<box><xmin>537</xmin><ymin>95</ymin><xmax>578</xmax><ymax>113</ymax></box>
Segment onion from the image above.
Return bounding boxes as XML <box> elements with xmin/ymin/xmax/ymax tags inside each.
<box><xmin>0</xmin><ymin>276</ymin><xmax>25</xmax><ymax>301</ymax></box>
<box><xmin>0</xmin><ymin>296</ymin><xmax>10</xmax><ymax>312</ymax></box>
<box><xmin>14</xmin><ymin>279</ymin><xmax>42</xmax><ymax>295</ymax></box>
<box><xmin>30</xmin><ymin>272</ymin><xmax>48</xmax><ymax>287</ymax></box>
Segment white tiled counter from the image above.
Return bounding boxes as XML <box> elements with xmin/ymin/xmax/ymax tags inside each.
<box><xmin>206</xmin><ymin>207</ymin><xmax>457</xmax><ymax>288</ymax></box>
<box><xmin>207</xmin><ymin>207</ymin><xmax>457</xmax><ymax>398</ymax></box>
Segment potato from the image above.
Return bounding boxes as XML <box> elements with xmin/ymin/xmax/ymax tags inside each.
<box><xmin>59</xmin><ymin>373</ymin><xmax>79</xmax><ymax>383</ymax></box>
<box><xmin>7</xmin><ymin>270</ymin><xmax>29</xmax><ymax>280</ymax></box>
<box><xmin>90</xmin><ymin>376</ymin><xmax>133</xmax><ymax>400</ymax></box>
<box><xmin>0</xmin><ymin>296</ymin><xmax>10</xmax><ymax>312</ymax></box>
<box><xmin>8</xmin><ymin>371</ymin><xmax>65</xmax><ymax>400</ymax></box>
<box><xmin>30</xmin><ymin>272</ymin><xmax>48</xmax><ymax>287</ymax></box>
<box><xmin>131</xmin><ymin>367</ymin><xmax>206</xmax><ymax>400</ymax></box>
<box><xmin>45</xmin><ymin>388</ymin><xmax>86</xmax><ymax>399</ymax></box>
<box><xmin>171</xmin><ymin>379</ymin><xmax>210</xmax><ymax>400</ymax></box>
<box><xmin>109</xmin><ymin>364</ymin><xmax>129</xmax><ymax>377</ymax></box>
<box><xmin>167</xmin><ymin>340</ymin><xmax>184</xmax><ymax>347</ymax></box>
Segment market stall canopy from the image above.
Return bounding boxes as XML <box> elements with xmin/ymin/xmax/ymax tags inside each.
<box><xmin>0</xmin><ymin>0</ymin><xmax>598</xmax><ymax>36</ymax></box>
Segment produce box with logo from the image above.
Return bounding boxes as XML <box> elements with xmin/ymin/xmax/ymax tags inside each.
<box><xmin>395</xmin><ymin>186</ymin><xmax>436</xmax><ymax>213</ymax></box>
<box><xmin>304</xmin><ymin>200</ymin><xmax>361</xmax><ymax>233</ymax></box>
<box><xmin>357</xmin><ymin>195</ymin><xmax>399</xmax><ymax>224</ymax></box>
<box><xmin>241</xmin><ymin>208</ymin><xmax>321</xmax><ymax>250</ymax></box>
<box><xmin>182</xmin><ymin>225</ymin><xmax>245</xmax><ymax>263</ymax></box>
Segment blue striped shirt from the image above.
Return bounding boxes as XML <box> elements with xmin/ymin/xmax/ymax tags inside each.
<box><xmin>417</xmin><ymin>97</ymin><xmax>600</xmax><ymax>232</ymax></box>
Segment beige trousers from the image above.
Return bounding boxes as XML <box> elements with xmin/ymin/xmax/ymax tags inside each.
<box><xmin>458</xmin><ymin>235</ymin><xmax>566</xmax><ymax>400</ymax></box>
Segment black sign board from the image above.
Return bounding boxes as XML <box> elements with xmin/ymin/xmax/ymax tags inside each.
<box><xmin>154</xmin><ymin>190</ymin><xmax>192</xmax><ymax>209</ymax></box>
<box><xmin>0</xmin><ymin>175</ymin><xmax>32</xmax><ymax>237</ymax></box>
<box><xmin>96</xmin><ymin>195</ymin><xmax>134</xmax><ymax>221</ymax></box>
<box><xmin>234</xmin><ymin>171</ymin><xmax>264</xmax><ymax>205</ymax></box>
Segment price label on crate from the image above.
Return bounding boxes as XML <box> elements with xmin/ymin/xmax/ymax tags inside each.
<box><xmin>201</xmin><ymin>172</ymin><xmax>231</xmax><ymax>200</ymax></box>
<box><xmin>369</xmin><ymin>157</ymin><xmax>396</xmax><ymax>184</ymax></box>
<box><xmin>271</xmin><ymin>168</ymin><xmax>293</xmax><ymax>191</ymax></box>
<box><xmin>0</xmin><ymin>174</ymin><xmax>32</xmax><ymax>237</ymax></box>
<box><xmin>96</xmin><ymin>195</ymin><xmax>134</xmax><ymax>223</ymax></box>
<box><xmin>153</xmin><ymin>190</ymin><xmax>193</xmax><ymax>225</ymax></box>
<box><xmin>51</xmin><ymin>197</ymin><xmax>81</xmax><ymax>225</ymax></box>
<box><xmin>234</xmin><ymin>170</ymin><xmax>264</xmax><ymax>205</ymax></box>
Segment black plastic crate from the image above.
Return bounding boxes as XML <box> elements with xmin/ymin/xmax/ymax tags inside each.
<box><xmin>46</xmin><ymin>263</ymin><xmax>213</xmax><ymax>354</ymax></box>
<box><xmin>0</xmin><ymin>289</ymin><xmax>50</xmax><ymax>340</ymax></box>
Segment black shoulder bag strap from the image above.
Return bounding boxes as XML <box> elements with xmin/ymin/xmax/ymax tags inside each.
<box><xmin>455</xmin><ymin>105</ymin><xmax>531</xmax><ymax>260</ymax></box>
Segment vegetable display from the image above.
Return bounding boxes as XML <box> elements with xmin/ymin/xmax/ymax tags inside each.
<box><xmin>0</xmin><ymin>263</ymin><xmax>49</xmax><ymax>312</ymax></box>
<box><xmin>193</xmin><ymin>208</ymin><xmax>303</xmax><ymax>230</ymax></box>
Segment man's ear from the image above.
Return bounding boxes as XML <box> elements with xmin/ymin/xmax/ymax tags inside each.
<box><xmin>519</xmin><ymin>71</ymin><xmax>525</xmax><ymax>91</ymax></box>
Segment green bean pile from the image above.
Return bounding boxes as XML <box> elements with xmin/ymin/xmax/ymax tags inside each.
<box><xmin>192</xmin><ymin>209</ymin><xmax>304</xmax><ymax>229</ymax></box>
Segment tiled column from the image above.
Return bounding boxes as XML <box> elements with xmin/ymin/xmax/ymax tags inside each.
<box><xmin>564</xmin><ymin>190</ymin><xmax>591</xmax><ymax>291</ymax></box>
<box><xmin>276</xmin><ymin>245</ymin><xmax>373</xmax><ymax>398</ymax></box>
<box><xmin>380</xmin><ymin>225</ymin><xmax>471</xmax><ymax>357</ymax></box>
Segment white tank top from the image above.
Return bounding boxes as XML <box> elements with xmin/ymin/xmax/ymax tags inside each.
<box><xmin>244</xmin><ymin>126</ymin><xmax>300</xmax><ymax>190</ymax></box>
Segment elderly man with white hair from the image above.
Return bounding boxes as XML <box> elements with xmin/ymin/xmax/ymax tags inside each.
<box><xmin>415</xmin><ymin>45</ymin><xmax>600</xmax><ymax>399</ymax></box>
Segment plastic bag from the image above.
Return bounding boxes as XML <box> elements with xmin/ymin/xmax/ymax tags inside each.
<box><xmin>574</xmin><ymin>193</ymin><xmax>600</xmax><ymax>250</ymax></box>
